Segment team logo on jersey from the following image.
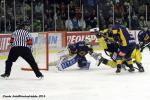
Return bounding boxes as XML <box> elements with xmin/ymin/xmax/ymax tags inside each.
<box><xmin>78</xmin><ymin>51</ymin><xmax>87</xmax><ymax>56</ymax></box>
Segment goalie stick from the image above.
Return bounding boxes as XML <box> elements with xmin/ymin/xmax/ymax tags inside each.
<box><xmin>140</xmin><ymin>42</ymin><xmax>150</xmax><ymax>49</ymax></box>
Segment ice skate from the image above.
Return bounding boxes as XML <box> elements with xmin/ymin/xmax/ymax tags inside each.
<box><xmin>116</xmin><ymin>65</ymin><xmax>121</xmax><ymax>73</ymax></box>
<box><xmin>1</xmin><ymin>73</ymin><xmax>10</xmax><ymax>78</ymax></box>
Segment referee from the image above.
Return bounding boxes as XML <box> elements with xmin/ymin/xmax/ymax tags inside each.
<box><xmin>1</xmin><ymin>21</ymin><xmax>43</xmax><ymax>78</ymax></box>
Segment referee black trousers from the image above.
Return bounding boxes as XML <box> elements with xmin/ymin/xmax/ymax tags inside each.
<box><xmin>5</xmin><ymin>46</ymin><xmax>42</xmax><ymax>76</ymax></box>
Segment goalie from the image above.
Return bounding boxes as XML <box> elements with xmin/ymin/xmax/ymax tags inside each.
<box><xmin>56</xmin><ymin>38</ymin><xmax>103</xmax><ymax>71</ymax></box>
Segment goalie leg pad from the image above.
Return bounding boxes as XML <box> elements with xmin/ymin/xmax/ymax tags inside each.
<box><xmin>77</xmin><ymin>57</ymin><xmax>91</xmax><ymax>70</ymax></box>
<box><xmin>57</xmin><ymin>55</ymin><xmax>78</xmax><ymax>71</ymax></box>
<box><xmin>79</xmin><ymin>61</ymin><xmax>91</xmax><ymax>70</ymax></box>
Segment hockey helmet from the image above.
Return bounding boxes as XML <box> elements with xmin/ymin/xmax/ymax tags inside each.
<box><xmin>68</xmin><ymin>43</ymin><xmax>76</xmax><ymax>52</ymax></box>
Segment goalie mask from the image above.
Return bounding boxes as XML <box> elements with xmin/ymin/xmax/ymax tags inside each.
<box><xmin>68</xmin><ymin>44</ymin><xmax>77</xmax><ymax>55</ymax></box>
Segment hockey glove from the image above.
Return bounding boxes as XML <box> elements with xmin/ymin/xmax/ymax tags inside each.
<box><xmin>95</xmin><ymin>31</ymin><xmax>103</xmax><ymax>38</ymax></box>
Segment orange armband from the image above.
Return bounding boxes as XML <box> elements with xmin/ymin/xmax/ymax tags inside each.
<box><xmin>27</xmin><ymin>39</ymin><xmax>33</xmax><ymax>45</ymax></box>
<box><xmin>9</xmin><ymin>38</ymin><xmax>14</xmax><ymax>43</ymax></box>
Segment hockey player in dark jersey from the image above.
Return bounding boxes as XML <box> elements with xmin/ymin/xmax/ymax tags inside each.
<box><xmin>56</xmin><ymin>38</ymin><xmax>103</xmax><ymax>71</ymax></box>
<box><xmin>109</xmin><ymin>20</ymin><xmax>136</xmax><ymax>73</ymax></box>
<box><xmin>138</xmin><ymin>25</ymin><xmax>150</xmax><ymax>52</ymax></box>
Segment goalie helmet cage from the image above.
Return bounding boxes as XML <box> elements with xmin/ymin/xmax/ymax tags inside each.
<box><xmin>21</xmin><ymin>32</ymin><xmax>67</xmax><ymax>71</ymax></box>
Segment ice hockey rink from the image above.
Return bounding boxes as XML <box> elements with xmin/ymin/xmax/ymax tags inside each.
<box><xmin>0</xmin><ymin>49</ymin><xmax>150</xmax><ymax>100</ymax></box>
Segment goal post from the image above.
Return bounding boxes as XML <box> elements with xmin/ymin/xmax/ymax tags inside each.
<box><xmin>21</xmin><ymin>31</ymin><xmax>67</xmax><ymax>71</ymax></box>
<box><xmin>21</xmin><ymin>32</ymin><xmax>49</xmax><ymax>71</ymax></box>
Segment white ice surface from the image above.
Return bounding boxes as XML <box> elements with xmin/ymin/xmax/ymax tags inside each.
<box><xmin>0</xmin><ymin>49</ymin><xmax>150</xmax><ymax>100</ymax></box>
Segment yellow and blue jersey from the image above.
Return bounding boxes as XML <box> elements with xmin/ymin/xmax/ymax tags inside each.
<box><xmin>95</xmin><ymin>28</ymin><xmax>115</xmax><ymax>50</ymax></box>
<box><xmin>138</xmin><ymin>29</ymin><xmax>150</xmax><ymax>44</ymax></box>
<box><xmin>111</xmin><ymin>25</ymin><xmax>136</xmax><ymax>63</ymax></box>
<box><xmin>112</xmin><ymin>25</ymin><xmax>136</xmax><ymax>46</ymax></box>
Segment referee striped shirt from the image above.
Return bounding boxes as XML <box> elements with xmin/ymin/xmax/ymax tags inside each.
<box><xmin>11</xmin><ymin>29</ymin><xmax>32</xmax><ymax>48</ymax></box>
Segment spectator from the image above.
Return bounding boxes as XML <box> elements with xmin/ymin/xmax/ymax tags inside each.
<box><xmin>84</xmin><ymin>9</ymin><xmax>91</xmax><ymax>28</ymax></box>
<box><xmin>99</xmin><ymin>14</ymin><xmax>106</xmax><ymax>29</ymax></box>
<box><xmin>114</xmin><ymin>2</ymin><xmax>125</xmax><ymax>18</ymax></box>
<box><xmin>65</xmin><ymin>18</ymin><xmax>73</xmax><ymax>31</ymax></box>
<box><xmin>44</xmin><ymin>17</ymin><xmax>54</xmax><ymax>31</ymax></box>
<box><xmin>139</xmin><ymin>16</ymin><xmax>147</xmax><ymax>28</ymax></box>
<box><xmin>89</xmin><ymin>9</ymin><xmax>97</xmax><ymax>28</ymax></box>
<box><xmin>56</xmin><ymin>16</ymin><xmax>65</xmax><ymax>30</ymax></box>
<box><xmin>78</xmin><ymin>15</ymin><xmax>86</xmax><ymax>30</ymax></box>
<box><xmin>33</xmin><ymin>19</ymin><xmax>41</xmax><ymax>32</ymax></box>
<box><xmin>90</xmin><ymin>17</ymin><xmax>97</xmax><ymax>28</ymax></box>
<box><xmin>131</xmin><ymin>15</ymin><xmax>140</xmax><ymax>29</ymax></box>
<box><xmin>35</xmin><ymin>1</ymin><xmax>43</xmax><ymax>14</ymax></box>
<box><xmin>106</xmin><ymin>16</ymin><xmax>113</xmax><ymax>27</ymax></box>
<box><xmin>138</xmin><ymin>4</ymin><xmax>146</xmax><ymax>15</ymax></box>
<box><xmin>0</xmin><ymin>6</ymin><xmax>4</xmax><ymax>32</ymax></box>
<box><xmin>71</xmin><ymin>16</ymin><xmax>80</xmax><ymax>31</ymax></box>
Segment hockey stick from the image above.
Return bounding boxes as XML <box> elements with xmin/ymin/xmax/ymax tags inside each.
<box><xmin>133</xmin><ymin>66</ymin><xmax>140</xmax><ymax>70</ymax></box>
<box><xmin>140</xmin><ymin>42</ymin><xmax>150</xmax><ymax>49</ymax></box>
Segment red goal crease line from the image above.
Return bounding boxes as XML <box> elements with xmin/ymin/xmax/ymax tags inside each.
<box><xmin>21</xmin><ymin>68</ymin><xmax>49</xmax><ymax>71</ymax></box>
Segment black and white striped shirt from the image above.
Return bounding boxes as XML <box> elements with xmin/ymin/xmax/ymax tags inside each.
<box><xmin>11</xmin><ymin>29</ymin><xmax>32</xmax><ymax>48</ymax></box>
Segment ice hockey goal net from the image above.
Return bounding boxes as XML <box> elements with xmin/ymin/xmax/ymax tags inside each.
<box><xmin>21</xmin><ymin>32</ymin><xmax>66</xmax><ymax>71</ymax></box>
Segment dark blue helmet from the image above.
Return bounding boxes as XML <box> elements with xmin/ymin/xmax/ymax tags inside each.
<box><xmin>114</xmin><ymin>19</ymin><xmax>122</xmax><ymax>26</ymax></box>
<box><xmin>68</xmin><ymin>43</ymin><xmax>76</xmax><ymax>51</ymax></box>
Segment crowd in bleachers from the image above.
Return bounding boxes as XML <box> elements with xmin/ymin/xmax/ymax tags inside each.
<box><xmin>0</xmin><ymin>0</ymin><xmax>150</xmax><ymax>33</ymax></box>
